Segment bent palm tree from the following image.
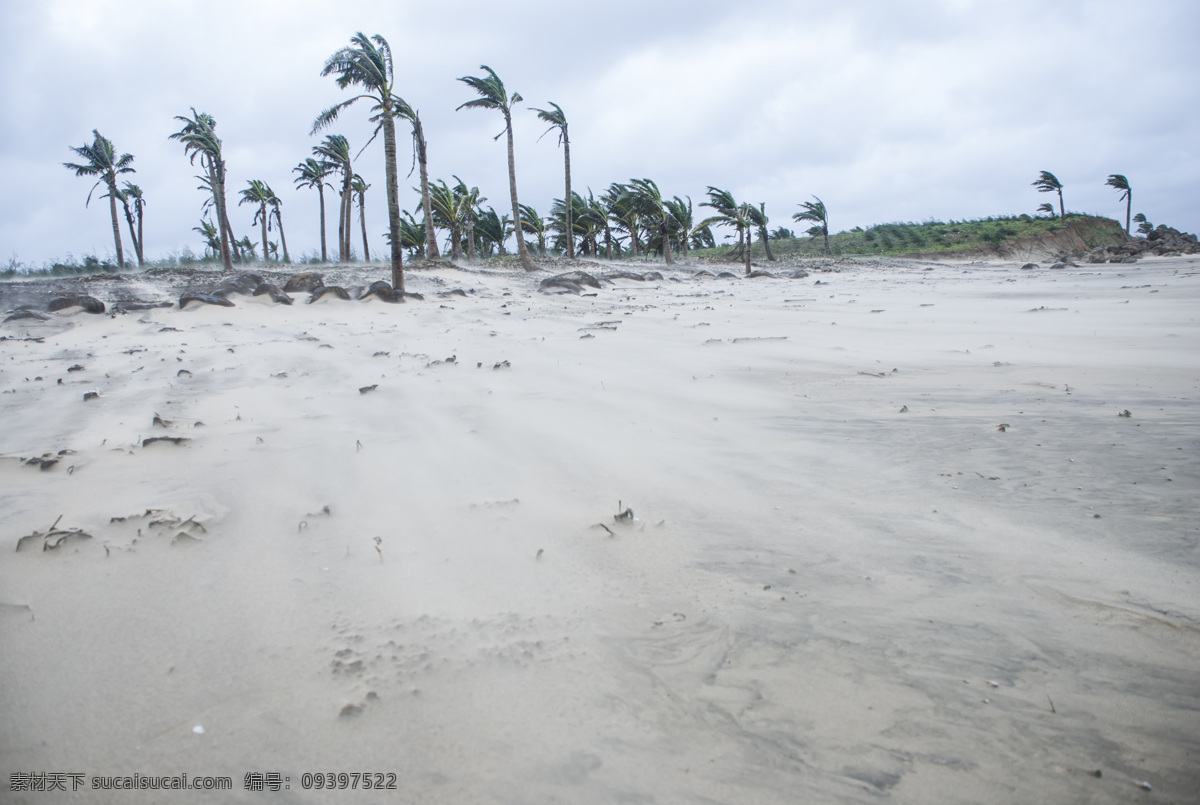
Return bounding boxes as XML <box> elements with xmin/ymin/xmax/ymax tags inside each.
<box><xmin>457</xmin><ymin>66</ymin><xmax>535</xmax><ymax>271</ymax></box>
<box><xmin>428</xmin><ymin>179</ymin><xmax>466</xmax><ymax>260</ymax></box>
<box><xmin>352</xmin><ymin>174</ymin><xmax>370</xmax><ymax>261</ymax></box>
<box><xmin>533</xmin><ymin>102</ymin><xmax>573</xmax><ymax>258</ymax></box>
<box><xmin>293</xmin><ymin>157</ymin><xmax>332</xmax><ymax>261</ymax></box>
<box><xmin>793</xmin><ymin>196</ymin><xmax>831</xmax><ymax>257</ymax></box>
<box><xmin>239</xmin><ymin>180</ymin><xmax>273</xmax><ymax>263</ymax></box>
<box><xmin>267</xmin><ymin>185</ymin><xmax>289</xmax><ymax>263</ymax></box>
<box><xmin>626</xmin><ymin>178</ymin><xmax>675</xmax><ymax>264</ymax></box>
<box><xmin>747</xmin><ymin>202</ymin><xmax>775</xmax><ymax>262</ymax></box>
<box><xmin>171</xmin><ymin>110</ymin><xmax>237</xmax><ymax>268</ymax></box>
<box><xmin>1106</xmin><ymin>174</ymin><xmax>1131</xmax><ymax>234</ymax></box>
<box><xmin>1037</xmin><ymin>202</ymin><xmax>1056</xmax><ymax>218</ymax></box>
<box><xmin>1032</xmin><ymin>171</ymin><xmax>1065</xmax><ymax>219</ymax></box>
<box><xmin>315</xmin><ymin>32</ymin><xmax>407</xmax><ymax>288</ymax></box>
<box><xmin>454</xmin><ymin>176</ymin><xmax>484</xmax><ymax>261</ymax></box>
<box><xmin>519</xmin><ymin>203</ymin><xmax>548</xmax><ymax>256</ymax></box>
<box><xmin>63</xmin><ymin>130</ymin><xmax>135</xmax><ymax>269</ymax></box>
<box><xmin>1132</xmin><ymin>212</ymin><xmax>1153</xmax><ymax>236</ymax></box>
<box><xmin>699</xmin><ymin>187</ymin><xmax>753</xmax><ymax>273</ymax></box>
<box><xmin>122</xmin><ymin>183</ymin><xmax>146</xmax><ymax>265</ymax></box>
<box><xmin>194</xmin><ymin>217</ymin><xmax>220</xmax><ymax>258</ymax></box>
<box><xmin>313</xmin><ymin>134</ymin><xmax>353</xmax><ymax>262</ymax></box>
<box><xmin>114</xmin><ymin>186</ymin><xmax>141</xmax><ymax>267</ymax></box>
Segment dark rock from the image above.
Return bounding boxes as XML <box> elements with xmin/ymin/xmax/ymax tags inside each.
<box><xmin>789</xmin><ymin>269</ymin><xmax>810</xmax><ymax>278</ymax></box>
<box><xmin>283</xmin><ymin>272</ymin><xmax>324</xmax><ymax>293</ymax></box>
<box><xmin>397</xmin><ymin>291</ymin><xmax>423</xmax><ymax>301</ymax></box>
<box><xmin>693</xmin><ymin>270</ymin><xmax>716</xmax><ymax>279</ymax></box>
<box><xmin>142</xmin><ymin>436</ymin><xmax>188</xmax><ymax>446</ymax></box>
<box><xmin>83</xmin><ymin>391</ymin><xmax>99</xmax><ymax>401</ymax></box>
<box><xmin>4</xmin><ymin>309</ymin><xmax>49</xmax><ymax>323</ymax></box>
<box><xmin>605</xmin><ymin>271</ymin><xmax>648</xmax><ymax>281</ymax></box>
<box><xmin>180</xmin><ymin>293</ymin><xmax>235</xmax><ymax>309</ymax></box>
<box><xmin>746</xmin><ymin>270</ymin><xmax>776</xmax><ymax>279</ymax></box>
<box><xmin>67</xmin><ymin>364</ymin><xmax>84</xmax><ymax>372</ymax></box>
<box><xmin>308</xmin><ymin>286</ymin><xmax>351</xmax><ymax>303</ymax></box>
<box><xmin>643</xmin><ymin>271</ymin><xmax>664</xmax><ymax>281</ymax></box>
<box><xmin>540</xmin><ymin>271</ymin><xmax>601</xmax><ymax>294</ymax></box>
<box><xmin>252</xmin><ymin>283</ymin><xmax>293</xmax><ymax>305</ymax></box>
<box><xmin>359</xmin><ymin>385</ymin><xmax>378</xmax><ymax>394</ymax></box>
<box><xmin>48</xmin><ymin>296</ymin><xmax>105</xmax><ymax>314</ymax></box>
<box><xmin>358</xmin><ymin>281</ymin><xmax>398</xmax><ymax>302</ymax></box>
<box><xmin>212</xmin><ymin>272</ymin><xmax>263</xmax><ymax>297</ymax></box>
<box><xmin>717</xmin><ymin>271</ymin><xmax>739</xmax><ymax>279</ymax></box>
<box><xmin>438</xmin><ymin>288</ymin><xmax>469</xmax><ymax>298</ymax></box>
<box><xmin>1020</xmin><ymin>263</ymin><xmax>1038</xmax><ymax>270</ymax></box>
<box><xmin>113</xmin><ymin>300</ymin><xmax>173</xmax><ymax>312</ymax></box>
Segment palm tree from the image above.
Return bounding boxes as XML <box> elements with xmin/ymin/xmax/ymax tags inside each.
<box><xmin>293</xmin><ymin>157</ymin><xmax>332</xmax><ymax>261</ymax></box>
<box><xmin>519</xmin><ymin>204</ymin><xmax>548</xmax><ymax>256</ymax></box>
<box><xmin>351</xmin><ymin>174</ymin><xmax>370</xmax><ymax>262</ymax></box>
<box><xmin>793</xmin><ymin>196</ymin><xmax>831</xmax><ymax>257</ymax></box>
<box><xmin>626</xmin><ymin>178</ymin><xmax>675</xmax><ymax>264</ymax></box>
<box><xmin>1133</xmin><ymin>212</ymin><xmax>1153</xmax><ymax>236</ymax></box>
<box><xmin>475</xmin><ymin>207</ymin><xmax>511</xmax><ymax>257</ymax></box>
<box><xmin>313</xmin><ymin>134</ymin><xmax>353</xmax><ymax>262</ymax></box>
<box><xmin>239</xmin><ymin>180</ymin><xmax>274</xmax><ymax>263</ymax></box>
<box><xmin>170</xmin><ymin>110</ymin><xmax>237</xmax><ymax>268</ymax></box>
<box><xmin>533</xmin><ymin>102</ymin><xmax>573</xmax><ymax>258</ymax></box>
<box><xmin>63</xmin><ymin>130</ymin><xmax>135</xmax><ymax>269</ymax></box>
<box><xmin>1032</xmin><ymin>171</ymin><xmax>1065</xmax><ymax>219</ymax></box>
<box><xmin>746</xmin><ymin>202</ymin><xmax>775</xmax><ymax>262</ymax></box>
<box><xmin>664</xmin><ymin>196</ymin><xmax>694</xmax><ymax>260</ymax></box>
<box><xmin>314</xmin><ymin>32</ymin><xmax>407</xmax><ymax>289</ymax></box>
<box><xmin>699</xmin><ymin>187</ymin><xmax>753</xmax><ymax>273</ymax></box>
<box><xmin>428</xmin><ymin>179</ymin><xmax>466</xmax><ymax>260</ymax></box>
<box><xmin>1037</xmin><ymin>202</ymin><xmax>1056</xmax><ymax>218</ymax></box>
<box><xmin>1106</xmin><ymin>174</ymin><xmax>1132</xmax><ymax>234</ymax></box>
<box><xmin>457</xmin><ymin>65</ymin><xmax>535</xmax><ymax>271</ymax></box>
<box><xmin>388</xmin><ymin>99</ymin><xmax>439</xmax><ymax>260</ymax></box>
<box><xmin>604</xmin><ymin>183</ymin><xmax>641</xmax><ymax>259</ymax></box>
<box><xmin>267</xmin><ymin>185</ymin><xmax>289</xmax><ymax>263</ymax></box>
<box><xmin>454</xmin><ymin>176</ymin><xmax>484</xmax><ymax>261</ymax></box>
<box><xmin>122</xmin><ymin>183</ymin><xmax>146</xmax><ymax>265</ymax></box>
<box><xmin>114</xmin><ymin>185</ymin><xmax>141</xmax><ymax>267</ymax></box>
<box><xmin>194</xmin><ymin>217</ymin><xmax>220</xmax><ymax>258</ymax></box>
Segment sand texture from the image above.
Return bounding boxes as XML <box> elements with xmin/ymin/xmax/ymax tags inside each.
<box><xmin>1</xmin><ymin>256</ymin><xmax>1198</xmax><ymax>803</ymax></box>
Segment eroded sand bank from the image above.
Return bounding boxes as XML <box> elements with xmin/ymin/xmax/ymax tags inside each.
<box><xmin>1</xmin><ymin>256</ymin><xmax>1197</xmax><ymax>803</ymax></box>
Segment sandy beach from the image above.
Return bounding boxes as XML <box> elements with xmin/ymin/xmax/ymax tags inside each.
<box><xmin>1</xmin><ymin>255</ymin><xmax>1197</xmax><ymax>803</ymax></box>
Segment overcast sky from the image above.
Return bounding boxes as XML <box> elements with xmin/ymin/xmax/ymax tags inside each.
<box><xmin>2</xmin><ymin>0</ymin><xmax>1197</xmax><ymax>267</ymax></box>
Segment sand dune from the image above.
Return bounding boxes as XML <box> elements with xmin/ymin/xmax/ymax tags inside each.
<box><xmin>1</xmin><ymin>256</ymin><xmax>1197</xmax><ymax>803</ymax></box>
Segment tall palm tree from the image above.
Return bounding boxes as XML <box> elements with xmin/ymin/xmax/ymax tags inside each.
<box><xmin>293</xmin><ymin>156</ymin><xmax>331</xmax><ymax>261</ymax></box>
<box><xmin>63</xmin><ymin>130</ymin><xmax>135</xmax><ymax>269</ymax></box>
<box><xmin>457</xmin><ymin>65</ymin><xmax>535</xmax><ymax>271</ymax></box>
<box><xmin>699</xmin><ymin>187</ymin><xmax>753</xmax><ymax>273</ymax></box>
<box><xmin>532</xmin><ymin>102</ymin><xmax>573</xmax><ymax>258</ymax></box>
<box><xmin>626</xmin><ymin>178</ymin><xmax>675</xmax><ymax>264</ymax></box>
<box><xmin>1106</xmin><ymin>174</ymin><xmax>1132</xmax><ymax>234</ymax></box>
<box><xmin>313</xmin><ymin>134</ymin><xmax>353</xmax><ymax>262</ymax></box>
<box><xmin>314</xmin><ymin>32</ymin><xmax>407</xmax><ymax>289</ymax></box>
<box><xmin>114</xmin><ymin>185</ymin><xmax>141</xmax><ymax>267</ymax></box>
<box><xmin>352</xmin><ymin>174</ymin><xmax>370</xmax><ymax>261</ymax></box>
<box><xmin>519</xmin><ymin>203</ymin><xmax>548</xmax><ymax>256</ymax></box>
<box><xmin>171</xmin><ymin>110</ymin><xmax>237</xmax><ymax>268</ymax></box>
<box><xmin>388</xmin><ymin>99</ymin><xmax>439</xmax><ymax>260</ymax></box>
<box><xmin>239</xmin><ymin>180</ymin><xmax>274</xmax><ymax>263</ymax></box>
<box><xmin>747</xmin><ymin>202</ymin><xmax>776</xmax><ymax>262</ymax></box>
<box><xmin>122</xmin><ymin>182</ymin><xmax>146</xmax><ymax>266</ymax></box>
<box><xmin>454</xmin><ymin>176</ymin><xmax>484</xmax><ymax>261</ymax></box>
<box><xmin>1032</xmin><ymin>171</ymin><xmax>1065</xmax><ymax>219</ymax></box>
<box><xmin>793</xmin><ymin>196</ymin><xmax>831</xmax><ymax>257</ymax></box>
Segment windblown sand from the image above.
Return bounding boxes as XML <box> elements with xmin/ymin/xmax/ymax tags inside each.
<box><xmin>1</xmin><ymin>256</ymin><xmax>1197</xmax><ymax>804</ymax></box>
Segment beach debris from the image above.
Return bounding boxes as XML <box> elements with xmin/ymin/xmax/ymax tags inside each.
<box><xmin>24</xmin><ymin>450</ymin><xmax>73</xmax><ymax>470</ymax></box>
<box><xmin>16</xmin><ymin>515</ymin><xmax>93</xmax><ymax>552</ymax></box>
<box><xmin>899</xmin><ymin>405</ymin><xmax>909</xmax><ymax>413</ymax></box>
<box><xmin>857</xmin><ymin>371</ymin><xmax>887</xmax><ymax>378</ymax></box>
<box><xmin>67</xmin><ymin>364</ymin><xmax>85</xmax><ymax>372</ymax></box>
<box><xmin>83</xmin><ymin>390</ymin><xmax>99</xmax><ymax>402</ymax></box>
<box><xmin>114</xmin><ymin>300</ymin><xmax>173</xmax><ymax>312</ymax></box>
<box><xmin>733</xmin><ymin>336</ymin><xmax>786</xmax><ymax>343</ymax></box>
<box><xmin>142</xmin><ymin>436</ymin><xmax>188</xmax><ymax>446</ymax></box>
<box><xmin>339</xmin><ymin>703</ymin><xmax>364</xmax><ymax>718</ymax></box>
<box><xmin>1136</xmin><ymin>781</ymin><xmax>1152</xmax><ymax>791</ymax></box>
<box><xmin>271</xmin><ymin>371</ymin><xmax>287</xmax><ymax>379</ymax></box>
<box><xmin>48</xmin><ymin>295</ymin><xmax>106</xmax><ymax>314</ymax></box>
<box><xmin>152</xmin><ymin>413</ymin><xmax>173</xmax><ymax>427</ymax></box>
<box><xmin>308</xmin><ymin>286</ymin><xmax>352</xmax><ymax>303</ymax></box>
<box><xmin>536</xmin><ymin>548</ymin><xmax>544</xmax><ymax>559</ymax></box>
<box><xmin>373</xmin><ymin>536</ymin><xmax>383</xmax><ymax>563</ymax></box>
<box><xmin>438</xmin><ymin>288</ymin><xmax>470</xmax><ymax>298</ymax></box>
<box><xmin>997</xmin><ymin>424</ymin><xmax>1009</xmax><ymax>432</ymax></box>
<box><xmin>1047</xmin><ymin>695</ymin><xmax>1056</xmax><ymax>714</ymax></box>
<box><xmin>252</xmin><ymin>282</ymin><xmax>293</xmax><ymax>305</ymax></box>
<box><xmin>614</xmin><ymin>501</ymin><xmax>635</xmax><ymax>523</ymax></box>
<box><xmin>179</xmin><ymin>293</ymin><xmax>235</xmax><ymax>309</ymax></box>
<box><xmin>359</xmin><ymin>384</ymin><xmax>378</xmax><ymax>394</ymax></box>
<box><xmin>426</xmin><ymin>355</ymin><xmax>456</xmax><ymax>367</ymax></box>
<box><xmin>1020</xmin><ymin>263</ymin><xmax>1037</xmax><ymax>270</ymax></box>
<box><xmin>593</xmin><ymin>523</ymin><xmax>615</xmax><ymax>537</ymax></box>
<box><xmin>789</xmin><ymin>269</ymin><xmax>810</xmax><ymax>278</ymax></box>
<box><xmin>540</xmin><ymin>271</ymin><xmax>602</xmax><ymax>294</ymax></box>
<box><xmin>1118</xmin><ymin>409</ymin><xmax>1132</xmax><ymax>417</ymax></box>
<box><xmin>177</xmin><ymin>369</ymin><xmax>192</xmax><ymax>377</ymax></box>
<box><xmin>283</xmin><ymin>272</ymin><xmax>324</xmax><ymax>293</ymax></box>
<box><xmin>372</xmin><ymin>351</ymin><xmax>390</xmax><ymax>357</ymax></box>
<box><xmin>493</xmin><ymin>360</ymin><xmax>510</xmax><ymax>370</ymax></box>
<box><xmin>3</xmin><ymin>308</ymin><xmax>50</xmax><ymax>323</ymax></box>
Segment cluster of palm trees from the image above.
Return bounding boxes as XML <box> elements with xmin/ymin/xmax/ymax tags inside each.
<box><xmin>65</xmin><ymin>31</ymin><xmax>838</xmax><ymax>280</ymax></box>
<box><xmin>1033</xmin><ymin>170</ymin><xmax>1138</xmax><ymax>234</ymax></box>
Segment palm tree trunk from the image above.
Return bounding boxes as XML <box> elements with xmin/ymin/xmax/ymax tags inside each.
<box><xmin>381</xmin><ymin>111</ymin><xmax>404</xmax><ymax>291</ymax></box>
<box><xmin>1057</xmin><ymin>189</ymin><xmax>1065</xmax><ymax>220</ymax></box>
<box><xmin>317</xmin><ymin>184</ymin><xmax>328</xmax><ymax>262</ymax></box>
<box><xmin>563</xmin><ymin>137</ymin><xmax>574</xmax><ymax>259</ymax></box>
<box><xmin>450</xmin><ymin>224</ymin><xmax>463</xmax><ymax>261</ymax></box>
<box><xmin>503</xmin><ymin>112</ymin><xmax>535</xmax><ymax>271</ymax></box>
<box><xmin>136</xmin><ymin>204</ymin><xmax>145</xmax><ymax>265</ymax></box>
<box><xmin>358</xmin><ymin>195</ymin><xmax>370</xmax><ymax>262</ymax></box>
<box><xmin>742</xmin><ymin>228</ymin><xmax>751</xmax><ymax>275</ymax></box>
<box><xmin>260</xmin><ymin>203</ymin><xmax>269</xmax><ymax>264</ymax></box>
<box><xmin>466</xmin><ymin>216</ymin><xmax>477</xmax><ymax>261</ymax></box>
<box><xmin>762</xmin><ymin>227</ymin><xmax>775</xmax><ymax>261</ymax></box>
<box><xmin>210</xmin><ymin>160</ymin><xmax>235</xmax><ymax>269</ymax></box>
<box><xmin>662</xmin><ymin>219</ymin><xmax>674</xmax><ymax>265</ymax></box>
<box><xmin>120</xmin><ymin>197</ymin><xmax>140</xmax><ymax>267</ymax></box>
<box><xmin>276</xmin><ymin>209</ymin><xmax>290</xmax><ymax>263</ymax></box>
<box><xmin>414</xmin><ymin>117</ymin><xmax>439</xmax><ymax>260</ymax></box>
<box><xmin>1125</xmin><ymin>191</ymin><xmax>1131</xmax><ymax>235</ymax></box>
<box><xmin>106</xmin><ymin>179</ymin><xmax>125</xmax><ymax>269</ymax></box>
